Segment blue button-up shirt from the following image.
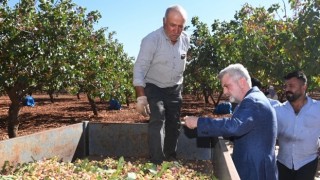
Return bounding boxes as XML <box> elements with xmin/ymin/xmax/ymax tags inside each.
<box><xmin>274</xmin><ymin>96</ymin><xmax>320</xmax><ymax>170</ymax></box>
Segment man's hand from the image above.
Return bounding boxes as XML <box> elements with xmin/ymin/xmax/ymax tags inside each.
<box><xmin>136</xmin><ymin>96</ymin><xmax>150</xmax><ymax>117</ymax></box>
<box><xmin>183</xmin><ymin>116</ymin><xmax>198</xmax><ymax>129</ymax></box>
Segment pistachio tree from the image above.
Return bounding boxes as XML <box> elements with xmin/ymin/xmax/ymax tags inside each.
<box><xmin>186</xmin><ymin>0</ymin><xmax>319</xmax><ymax>102</ymax></box>
<box><xmin>0</xmin><ymin>0</ymin><xmax>134</xmax><ymax>137</ymax></box>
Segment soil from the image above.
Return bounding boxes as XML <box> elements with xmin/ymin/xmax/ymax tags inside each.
<box><xmin>1</xmin><ymin>93</ymin><xmax>320</xmax><ymax>178</ymax></box>
<box><xmin>0</xmin><ymin>93</ymin><xmax>218</xmax><ymax>140</ymax></box>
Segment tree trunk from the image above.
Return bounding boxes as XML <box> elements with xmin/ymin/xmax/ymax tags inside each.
<box><xmin>6</xmin><ymin>89</ymin><xmax>23</xmax><ymax>138</ymax></box>
<box><xmin>48</xmin><ymin>89</ymin><xmax>55</xmax><ymax>103</ymax></box>
<box><xmin>126</xmin><ymin>95</ymin><xmax>130</xmax><ymax>107</ymax></box>
<box><xmin>202</xmin><ymin>87</ymin><xmax>210</xmax><ymax>104</ymax></box>
<box><xmin>7</xmin><ymin>101</ymin><xmax>20</xmax><ymax>138</ymax></box>
<box><xmin>87</xmin><ymin>93</ymin><xmax>98</xmax><ymax>116</ymax></box>
<box><xmin>126</xmin><ymin>98</ymin><xmax>130</xmax><ymax>107</ymax></box>
<box><xmin>49</xmin><ymin>93</ymin><xmax>54</xmax><ymax>103</ymax></box>
<box><xmin>204</xmin><ymin>93</ymin><xmax>210</xmax><ymax>104</ymax></box>
<box><xmin>209</xmin><ymin>94</ymin><xmax>216</xmax><ymax>105</ymax></box>
<box><xmin>216</xmin><ymin>91</ymin><xmax>224</xmax><ymax>106</ymax></box>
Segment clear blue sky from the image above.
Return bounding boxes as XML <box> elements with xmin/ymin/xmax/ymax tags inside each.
<box><xmin>9</xmin><ymin>0</ymin><xmax>290</xmax><ymax>59</ymax></box>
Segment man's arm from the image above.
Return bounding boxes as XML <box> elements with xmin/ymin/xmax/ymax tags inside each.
<box><xmin>135</xmin><ymin>86</ymin><xmax>145</xmax><ymax>97</ymax></box>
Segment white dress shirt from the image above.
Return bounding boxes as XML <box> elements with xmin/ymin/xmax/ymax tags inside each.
<box><xmin>274</xmin><ymin>96</ymin><xmax>320</xmax><ymax>170</ymax></box>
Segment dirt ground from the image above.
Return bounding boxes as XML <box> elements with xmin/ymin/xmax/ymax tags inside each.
<box><xmin>0</xmin><ymin>93</ymin><xmax>217</xmax><ymax>140</ymax></box>
<box><xmin>1</xmin><ymin>93</ymin><xmax>320</xmax><ymax>178</ymax></box>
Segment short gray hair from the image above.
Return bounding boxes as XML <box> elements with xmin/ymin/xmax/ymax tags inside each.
<box><xmin>218</xmin><ymin>63</ymin><xmax>252</xmax><ymax>87</ymax></box>
<box><xmin>164</xmin><ymin>5</ymin><xmax>187</xmax><ymax>23</ymax></box>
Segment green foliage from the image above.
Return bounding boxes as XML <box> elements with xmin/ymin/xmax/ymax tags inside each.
<box><xmin>186</xmin><ymin>0</ymin><xmax>319</xmax><ymax>100</ymax></box>
<box><xmin>108</xmin><ymin>156</ymin><xmax>125</xmax><ymax>179</ymax></box>
<box><xmin>0</xmin><ymin>0</ymin><xmax>135</xmax><ymax>137</ymax></box>
<box><xmin>0</xmin><ymin>156</ymin><xmax>214</xmax><ymax>179</ymax></box>
<box><xmin>184</xmin><ymin>17</ymin><xmax>222</xmax><ymax>101</ymax></box>
<box><xmin>1</xmin><ymin>0</ymin><xmax>319</xmax><ymax>136</ymax></box>
<box><xmin>0</xmin><ymin>0</ymin><xmax>134</xmax><ymax>101</ymax></box>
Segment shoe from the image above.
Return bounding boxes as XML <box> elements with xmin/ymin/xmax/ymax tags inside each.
<box><xmin>150</xmin><ymin>159</ymin><xmax>163</xmax><ymax>165</ymax></box>
<box><xmin>165</xmin><ymin>155</ymin><xmax>178</xmax><ymax>162</ymax></box>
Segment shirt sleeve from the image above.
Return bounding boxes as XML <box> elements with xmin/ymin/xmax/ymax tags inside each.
<box><xmin>133</xmin><ymin>34</ymin><xmax>157</xmax><ymax>87</ymax></box>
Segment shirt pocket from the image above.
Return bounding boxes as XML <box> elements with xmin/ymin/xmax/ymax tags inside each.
<box><xmin>177</xmin><ymin>50</ymin><xmax>187</xmax><ymax>72</ymax></box>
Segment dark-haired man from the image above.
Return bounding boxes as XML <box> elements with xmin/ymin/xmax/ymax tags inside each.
<box><xmin>274</xmin><ymin>70</ymin><xmax>320</xmax><ymax>180</ymax></box>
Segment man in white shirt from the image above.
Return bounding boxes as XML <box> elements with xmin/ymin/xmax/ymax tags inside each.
<box><xmin>274</xmin><ymin>70</ymin><xmax>320</xmax><ymax>180</ymax></box>
<box><xmin>133</xmin><ymin>5</ymin><xmax>190</xmax><ymax>164</ymax></box>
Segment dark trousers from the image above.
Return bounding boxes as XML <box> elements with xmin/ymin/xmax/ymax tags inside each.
<box><xmin>277</xmin><ymin>157</ymin><xmax>318</xmax><ymax>180</ymax></box>
<box><xmin>145</xmin><ymin>83</ymin><xmax>182</xmax><ymax>164</ymax></box>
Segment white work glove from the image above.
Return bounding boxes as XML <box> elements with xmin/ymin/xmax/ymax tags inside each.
<box><xmin>136</xmin><ymin>96</ymin><xmax>150</xmax><ymax>117</ymax></box>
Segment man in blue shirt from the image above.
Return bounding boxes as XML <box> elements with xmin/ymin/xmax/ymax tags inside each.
<box><xmin>274</xmin><ymin>70</ymin><xmax>320</xmax><ymax>180</ymax></box>
<box><xmin>133</xmin><ymin>5</ymin><xmax>190</xmax><ymax>164</ymax></box>
<box><xmin>184</xmin><ymin>63</ymin><xmax>278</xmax><ymax>180</ymax></box>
